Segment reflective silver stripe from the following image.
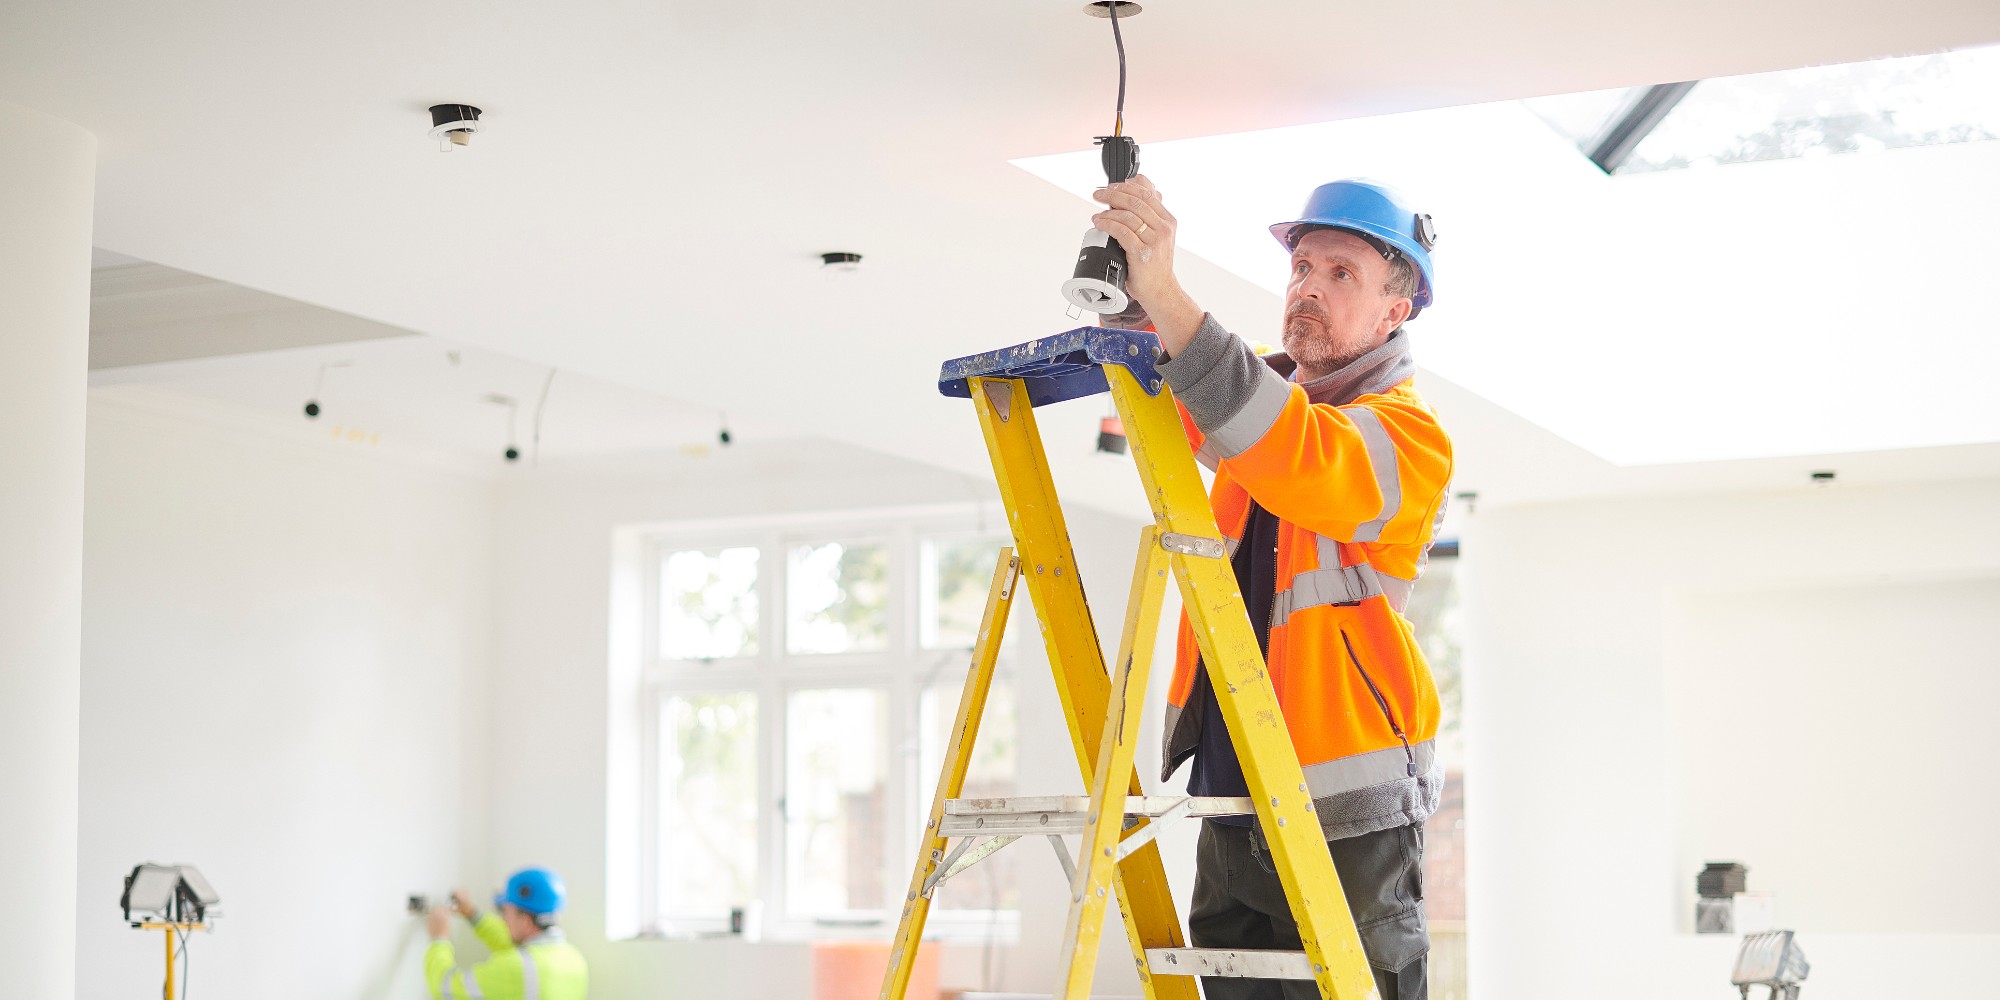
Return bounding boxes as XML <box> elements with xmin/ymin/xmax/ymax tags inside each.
<box><xmin>1415</xmin><ymin>488</ymin><xmax>1452</xmax><ymax>580</ymax></box>
<box><xmin>1342</xmin><ymin>406</ymin><xmax>1402</xmax><ymax>543</ymax></box>
<box><xmin>518</xmin><ymin>947</ymin><xmax>539</xmax><ymax>1000</ymax></box>
<box><xmin>1378</xmin><ymin>572</ymin><xmax>1414</xmax><ymax>614</ymax></box>
<box><xmin>1204</xmin><ymin>368</ymin><xmax>1293</xmax><ymax>459</ymax></box>
<box><xmin>1270</xmin><ymin>563</ymin><xmax>1384</xmax><ymax>625</ymax></box>
<box><xmin>1316</xmin><ymin>532</ymin><xmax>1342</xmax><ymax>569</ymax></box>
<box><xmin>1302</xmin><ymin>740</ymin><xmax>1435</xmax><ymax>797</ymax></box>
<box><xmin>456</xmin><ymin>967</ymin><xmax>486</xmax><ymax>1000</ymax></box>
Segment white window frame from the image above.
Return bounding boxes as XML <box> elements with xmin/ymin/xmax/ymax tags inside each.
<box><xmin>625</xmin><ymin>503</ymin><xmax>1021</xmax><ymax>942</ymax></box>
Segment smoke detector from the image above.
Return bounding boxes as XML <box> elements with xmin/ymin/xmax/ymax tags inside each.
<box><xmin>428</xmin><ymin>104</ymin><xmax>483</xmax><ymax>150</ymax></box>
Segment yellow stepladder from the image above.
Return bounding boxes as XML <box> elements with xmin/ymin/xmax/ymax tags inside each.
<box><xmin>879</xmin><ymin>328</ymin><xmax>1380</xmax><ymax>1000</ymax></box>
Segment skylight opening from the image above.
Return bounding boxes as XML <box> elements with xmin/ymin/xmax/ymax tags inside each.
<box><xmin>1524</xmin><ymin>43</ymin><xmax>2000</xmax><ymax>174</ymax></box>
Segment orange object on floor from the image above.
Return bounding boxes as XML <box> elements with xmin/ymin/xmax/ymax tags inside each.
<box><xmin>815</xmin><ymin>940</ymin><xmax>939</xmax><ymax>1000</ymax></box>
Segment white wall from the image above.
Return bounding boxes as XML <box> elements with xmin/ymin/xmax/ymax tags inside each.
<box><xmin>486</xmin><ymin>437</ymin><xmax>1189</xmax><ymax>999</ymax></box>
<box><xmin>1463</xmin><ymin>477</ymin><xmax>2000</xmax><ymax>1000</ymax></box>
<box><xmin>0</xmin><ymin>99</ymin><xmax>96</xmax><ymax>1000</ymax></box>
<box><xmin>77</xmin><ymin>392</ymin><xmax>496</xmax><ymax>1000</ymax></box>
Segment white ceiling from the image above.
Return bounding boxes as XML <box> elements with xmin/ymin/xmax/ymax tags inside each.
<box><xmin>7</xmin><ymin>1</ymin><xmax>2000</xmax><ymax>513</ymax></box>
<box><xmin>91</xmin><ymin>331</ymin><xmax>796</xmax><ymax>470</ymax></box>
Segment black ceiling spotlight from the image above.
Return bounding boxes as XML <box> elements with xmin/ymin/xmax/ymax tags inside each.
<box><xmin>427</xmin><ymin>104</ymin><xmax>483</xmax><ymax>150</ymax></box>
<box><xmin>820</xmin><ymin>251</ymin><xmax>863</xmax><ymax>271</ymax></box>
<box><xmin>1809</xmin><ymin>470</ymin><xmax>1836</xmax><ymax>486</ymax></box>
<box><xmin>717</xmin><ymin>412</ymin><xmax>733</xmax><ymax>447</ymax></box>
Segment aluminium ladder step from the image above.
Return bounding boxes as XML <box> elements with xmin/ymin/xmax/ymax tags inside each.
<box><xmin>939</xmin><ymin>795</ymin><xmax>1253</xmax><ymax>836</ymax></box>
<box><xmin>1146</xmin><ymin>948</ymin><xmax>1315</xmax><ymax>980</ymax></box>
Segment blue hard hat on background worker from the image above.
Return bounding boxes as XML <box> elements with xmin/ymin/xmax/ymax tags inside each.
<box><xmin>428</xmin><ymin>866</ymin><xmax>586</xmax><ymax>999</ymax></box>
<box><xmin>1269</xmin><ymin>179</ymin><xmax>1437</xmax><ymax>311</ymax></box>
<box><xmin>495</xmin><ymin>866</ymin><xmax>566</xmax><ymax>918</ymax></box>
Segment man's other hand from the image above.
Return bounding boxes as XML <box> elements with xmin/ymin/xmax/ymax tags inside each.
<box><xmin>451</xmin><ymin>889</ymin><xmax>477</xmax><ymax>920</ymax></box>
<box><xmin>1091</xmin><ymin>175</ymin><xmax>1203</xmax><ymax>357</ymax></box>
<box><xmin>427</xmin><ymin>905</ymin><xmax>452</xmax><ymax>940</ymax></box>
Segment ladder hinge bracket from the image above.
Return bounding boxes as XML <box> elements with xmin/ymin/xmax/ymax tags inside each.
<box><xmin>1159</xmin><ymin>532</ymin><xmax>1226</xmax><ymax>559</ymax></box>
<box><xmin>982</xmin><ymin>381</ymin><xmax>1013</xmax><ymax>422</ymax></box>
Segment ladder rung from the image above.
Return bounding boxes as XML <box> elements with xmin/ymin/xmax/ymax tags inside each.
<box><xmin>1146</xmin><ymin>948</ymin><xmax>1314</xmax><ymax>980</ymax></box>
<box><xmin>939</xmin><ymin>796</ymin><xmax>1252</xmax><ymax>836</ymax></box>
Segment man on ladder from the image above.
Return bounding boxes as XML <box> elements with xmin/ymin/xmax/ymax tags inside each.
<box><xmin>1088</xmin><ymin>176</ymin><xmax>1452</xmax><ymax>1000</ymax></box>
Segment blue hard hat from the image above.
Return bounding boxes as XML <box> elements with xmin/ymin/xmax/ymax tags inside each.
<box><xmin>495</xmin><ymin>867</ymin><xmax>566</xmax><ymax>916</ymax></box>
<box><xmin>1269</xmin><ymin>179</ymin><xmax>1437</xmax><ymax>310</ymax></box>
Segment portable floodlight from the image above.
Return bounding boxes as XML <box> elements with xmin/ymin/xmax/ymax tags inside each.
<box><xmin>176</xmin><ymin>865</ymin><xmax>221</xmax><ymax>920</ymax></box>
<box><xmin>1731</xmin><ymin>930</ymin><xmax>1809</xmax><ymax>1000</ymax></box>
<box><xmin>123</xmin><ymin>863</ymin><xmax>220</xmax><ymax>1000</ymax></box>
<box><xmin>121</xmin><ymin>864</ymin><xmax>182</xmax><ymax>922</ymax></box>
<box><xmin>121</xmin><ymin>863</ymin><xmax>221</xmax><ymax>924</ymax></box>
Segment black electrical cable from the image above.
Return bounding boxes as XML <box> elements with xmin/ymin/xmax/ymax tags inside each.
<box><xmin>177</xmin><ymin>922</ymin><xmax>193</xmax><ymax>1000</ymax></box>
<box><xmin>1109</xmin><ymin>2</ymin><xmax>1128</xmax><ymax>136</ymax></box>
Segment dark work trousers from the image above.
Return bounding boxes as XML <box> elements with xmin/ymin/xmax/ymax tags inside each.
<box><xmin>1189</xmin><ymin>820</ymin><xmax>1428</xmax><ymax>1000</ymax></box>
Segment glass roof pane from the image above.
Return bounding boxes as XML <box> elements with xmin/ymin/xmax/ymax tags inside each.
<box><xmin>1622</xmin><ymin>44</ymin><xmax>2000</xmax><ymax>173</ymax></box>
<box><xmin>1522</xmin><ymin>86</ymin><xmax>1647</xmax><ymax>152</ymax></box>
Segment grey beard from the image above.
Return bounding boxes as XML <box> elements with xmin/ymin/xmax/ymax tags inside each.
<box><xmin>1284</xmin><ymin>319</ymin><xmax>1374</xmax><ymax>376</ymax></box>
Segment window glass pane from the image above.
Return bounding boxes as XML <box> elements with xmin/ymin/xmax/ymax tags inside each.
<box><xmin>786</xmin><ymin>688</ymin><xmax>889</xmax><ymax>916</ymax></box>
<box><xmin>787</xmin><ymin>541</ymin><xmax>890</xmax><ymax>655</ymax></box>
<box><xmin>1622</xmin><ymin>45</ymin><xmax>2000</xmax><ymax>173</ymax></box>
<box><xmin>919</xmin><ymin>679</ymin><xmax>1021</xmax><ymax>911</ymax></box>
<box><xmin>919</xmin><ymin>536</ymin><xmax>1010</xmax><ymax>649</ymax></box>
<box><xmin>659</xmin><ymin>547</ymin><xmax>760</xmax><ymax>660</ymax></box>
<box><xmin>658</xmin><ymin>692</ymin><xmax>759</xmax><ymax>919</ymax></box>
<box><xmin>1521</xmin><ymin>86</ymin><xmax>1647</xmax><ymax>152</ymax></box>
<box><xmin>1405</xmin><ymin>554</ymin><xmax>1463</xmax><ymax>765</ymax></box>
<box><xmin>1407</xmin><ymin>553</ymin><xmax>1467</xmax><ymax>998</ymax></box>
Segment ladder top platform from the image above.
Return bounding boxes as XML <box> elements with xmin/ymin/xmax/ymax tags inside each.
<box><xmin>938</xmin><ymin>327</ymin><xmax>1166</xmax><ymax>408</ymax></box>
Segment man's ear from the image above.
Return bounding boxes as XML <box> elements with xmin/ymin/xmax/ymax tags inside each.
<box><xmin>1379</xmin><ymin>297</ymin><xmax>1413</xmax><ymax>336</ymax></box>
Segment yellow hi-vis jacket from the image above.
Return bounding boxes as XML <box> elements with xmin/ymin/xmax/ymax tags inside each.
<box><xmin>426</xmin><ymin>913</ymin><xmax>588</xmax><ymax>1000</ymax></box>
<box><xmin>1155</xmin><ymin>317</ymin><xmax>1452</xmax><ymax>841</ymax></box>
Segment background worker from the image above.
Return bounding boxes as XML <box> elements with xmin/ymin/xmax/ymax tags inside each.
<box><xmin>1092</xmin><ymin>176</ymin><xmax>1451</xmax><ymax>1000</ymax></box>
<box><xmin>426</xmin><ymin>866</ymin><xmax>589</xmax><ymax>1000</ymax></box>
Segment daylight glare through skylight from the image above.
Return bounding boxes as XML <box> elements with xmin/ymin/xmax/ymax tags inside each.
<box><xmin>1525</xmin><ymin>44</ymin><xmax>2000</xmax><ymax>174</ymax></box>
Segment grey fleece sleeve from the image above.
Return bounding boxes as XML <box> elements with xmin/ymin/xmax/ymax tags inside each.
<box><xmin>1156</xmin><ymin>313</ymin><xmax>1294</xmax><ymax>458</ymax></box>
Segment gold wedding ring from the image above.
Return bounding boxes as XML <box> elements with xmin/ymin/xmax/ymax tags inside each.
<box><xmin>1136</xmin><ymin>222</ymin><xmax>1150</xmax><ymax>235</ymax></box>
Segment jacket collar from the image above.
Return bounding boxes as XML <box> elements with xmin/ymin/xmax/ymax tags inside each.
<box><xmin>1263</xmin><ymin>327</ymin><xmax>1415</xmax><ymax>406</ymax></box>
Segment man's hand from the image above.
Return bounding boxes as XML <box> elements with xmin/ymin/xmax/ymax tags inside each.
<box><xmin>426</xmin><ymin>905</ymin><xmax>452</xmax><ymax>941</ymax></box>
<box><xmin>451</xmin><ymin>889</ymin><xmax>478</xmax><ymax>920</ymax></box>
<box><xmin>1091</xmin><ymin>174</ymin><xmax>1205</xmax><ymax>357</ymax></box>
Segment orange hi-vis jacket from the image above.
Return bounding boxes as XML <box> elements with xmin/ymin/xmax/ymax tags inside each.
<box><xmin>1154</xmin><ymin>316</ymin><xmax>1452</xmax><ymax>840</ymax></box>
